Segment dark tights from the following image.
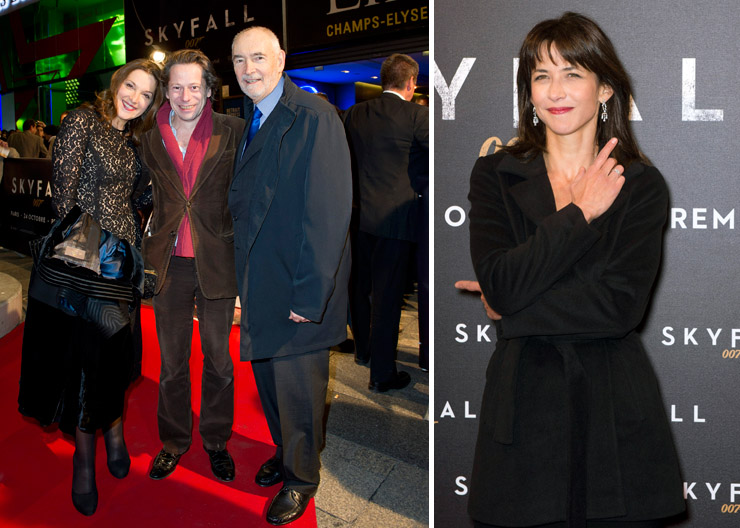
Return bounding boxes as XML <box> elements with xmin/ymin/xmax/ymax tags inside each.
<box><xmin>72</xmin><ymin>428</ymin><xmax>96</xmax><ymax>494</ymax></box>
<box><xmin>72</xmin><ymin>417</ymin><xmax>127</xmax><ymax>493</ymax></box>
<box><xmin>103</xmin><ymin>418</ymin><xmax>128</xmax><ymax>464</ymax></box>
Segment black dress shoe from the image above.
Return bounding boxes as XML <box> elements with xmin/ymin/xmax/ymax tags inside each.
<box><xmin>266</xmin><ymin>486</ymin><xmax>311</xmax><ymax>525</ymax></box>
<box><xmin>354</xmin><ymin>355</ymin><xmax>370</xmax><ymax>366</ymax></box>
<box><xmin>71</xmin><ymin>488</ymin><xmax>98</xmax><ymax>516</ymax></box>
<box><xmin>205</xmin><ymin>448</ymin><xmax>235</xmax><ymax>482</ymax></box>
<box><xmin>255</xmin><ymin>456</ymin><xmax>283</xmax><ymax>487</ymax></box>
<box><xmin>149</xmin><ymin>449</ymin><xmax>181</xmax><ymax>480</ymax></box>
<box><xmin>368</xmin><ymin>370</ymin><xmax>411</xmax><ymax>393</ymax></box>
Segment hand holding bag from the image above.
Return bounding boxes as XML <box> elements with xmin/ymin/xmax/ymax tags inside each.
<box><xmin>29</xmin><ymin>206</ymin><xmax>145</xmax><ymax>337</ymax></box>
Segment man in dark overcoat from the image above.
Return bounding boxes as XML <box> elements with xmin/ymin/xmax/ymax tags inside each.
<box><xmin>343</xmin><ymin>53</ymin><xmax>429</xmax><ymax>389</ymax></box>
<box><xmin>229</xmin><ymin>26</ymin><xmax>352</xmax><ymax>526</ymax></box>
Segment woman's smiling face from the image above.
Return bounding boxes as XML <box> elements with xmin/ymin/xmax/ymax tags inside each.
<box><xmin>112</xmin><ymin>69</ymin><xmax>157</xmax><ymax>129</ymax></box>
<box><xmin>530</xmin><ymin>45</ymin><xmax>612</xmax><ymax>139</ymax></box>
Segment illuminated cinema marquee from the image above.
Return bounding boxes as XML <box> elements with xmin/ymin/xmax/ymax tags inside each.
<box><xmin>142</xmin><ymin>5</ymin><xmax>255</xmax><ymax>46</ymax></box>
<box><xmin>0</xmin><ymin>0</ymin><xmax>39</xmax><ymax>17</ymax></box>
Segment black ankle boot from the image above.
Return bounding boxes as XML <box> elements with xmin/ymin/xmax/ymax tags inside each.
<box><xmin>104</xmin><ymin>418</ymin><xmax>130</xmax><ymax>479</ymax></box>
<box><xmin>71</xmin><ymin>488</ymin><xmax>98</xmax><ymax>516</ymax></box>
<box><xmin>107</xmin><ymin>456</ymin><xmax>131</xmax><ymax>479</ymax></box>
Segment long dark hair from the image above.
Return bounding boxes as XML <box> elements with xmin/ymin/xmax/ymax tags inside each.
<box><xmin>82</xmin><ymin>58</ymin><xmax>163</xmax><ymax>145</ymax></box>
<box><xmin>506</xmin><ymin>12</ymin><xmax>648</xmax><ymax>166</ymax></box>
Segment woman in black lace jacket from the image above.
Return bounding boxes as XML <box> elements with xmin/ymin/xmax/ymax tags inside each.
<box><xmin>18</xmin><ymin>58</ymin><xmax>163</xmax><ymax>516</ymax></box>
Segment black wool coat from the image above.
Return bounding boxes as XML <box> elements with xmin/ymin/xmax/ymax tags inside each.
<box><xmin>229</xmin><ymin>74</ymin><xmax>352</xmax><ymax>360</ymax></box>
<box><xmin>466</xmin><ymin>151</ymin><xmax>686</xmax><ymax>527</ymax></box>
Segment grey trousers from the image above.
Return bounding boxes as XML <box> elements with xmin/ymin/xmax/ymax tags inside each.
<box><xmin>153</xmin><ymin>257</ymin><xmax>235</xmax><ymax>454</ymax></box>
<box><xmin>251</xmin><ymin>349</ymin><xmax>330</xmax><ymax>496</ymax></box>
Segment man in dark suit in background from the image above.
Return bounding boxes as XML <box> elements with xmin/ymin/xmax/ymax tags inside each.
<box><xmin>230</xmin><ymin>26</ymin><xmax>352</xmax><ymax>526</ymax></box>
<box><xmin>343</xmin><ymin>53</ymin><xmax>429</xmax><ymax>391</ymax></box>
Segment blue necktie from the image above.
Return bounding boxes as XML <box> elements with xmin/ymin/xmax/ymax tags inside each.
<box><xmin>241</xmin><ymin>107</ymin><xmax>262</xmax><ymax>159</ymax></box>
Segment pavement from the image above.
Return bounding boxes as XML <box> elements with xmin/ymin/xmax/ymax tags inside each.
<box><xmin>0</xmin><ymin>246</ymin><xmax>429</xmax><ymax>527</ymax></box>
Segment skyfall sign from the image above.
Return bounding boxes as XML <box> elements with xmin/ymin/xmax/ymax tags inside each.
<box><xmin>0</xmin><ymin>158</ymin><xmax>54</xmax><ymax>255</ymax></box>
<box><xmin>123</xmin><ymin>1</ymin><xmax>282</xmax><ymax>64</ymax></box>
<box><xmin>286</xmin><ymin>0</ymin><xmax>428</xmax><ymax>51</ymax></box>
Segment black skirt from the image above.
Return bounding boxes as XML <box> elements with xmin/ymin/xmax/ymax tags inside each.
<box><xmin>18</xmin><ymin>296</ymin><xmax>138</xmax><ymax>435</ymax></box>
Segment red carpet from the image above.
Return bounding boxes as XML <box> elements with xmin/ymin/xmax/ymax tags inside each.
<box><xmin>0</xmin><ymin>305</ymin><xmax>317</xmax><ymax>527</ymax></box>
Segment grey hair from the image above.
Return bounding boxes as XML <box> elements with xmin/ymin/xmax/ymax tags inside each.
<box><xmin>231</xmin><ymin>26</ymin><xmax>282</xmax><ymax>55</ymax></box>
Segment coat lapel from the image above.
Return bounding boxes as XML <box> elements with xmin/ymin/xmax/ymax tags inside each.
<box><xmin>148</xmin><ymin>113</ymin><xmax>234</xmax><ymax>200</ymax></box>
<box><xmin>235</xmin><ymin>88</ymin><xmax>297</xmax><ymax>256</ymax></box>
<box><xmin>499</xmin><ymin>153</ymin><xmax>638</xmax><ymax>226</ymax></box>
<box><xmin>234</xmin><ymin>123</ymin><xmax>250</xmax><ymax>175</ymax></box>
<box><xmin>144</xmin><ymin>128</ymin><xmax>186</xmax><ymax>200</ymax></box>
<box><xmin>499</xmin><ymin>154</ymin><xmax>556</xmax><ymax>225</ymax></box>
<box><xmin>189</xmin><ymin>116</ymin><xmax>230</xmax><ymax>197</ymax></box>
<box><xmin>234</xmin><ymin>97</ymin><xmax>256</xmax><ymax>174</ymax></box>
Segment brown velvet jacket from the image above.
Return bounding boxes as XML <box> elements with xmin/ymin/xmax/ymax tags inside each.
<box><xmin>139</xmin><ymin>111</ymin><xmax>245</xmax><ymax>299</ymax></box>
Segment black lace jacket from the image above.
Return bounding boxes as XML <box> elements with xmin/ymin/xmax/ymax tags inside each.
<box><xmin>51</xmin><ymin>108</ymin><xmax>151</xmax><ymax>248</ymax></box>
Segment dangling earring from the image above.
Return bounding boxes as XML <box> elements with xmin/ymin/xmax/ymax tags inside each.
<box><xmin>532</xmin><ymin>107</ymin><xmax>539</xmax><ymax>126</ymax></box>
<box><xmin>600</xmin><ymin>101</ymin><xmax>608</xmax><ymax>122</ymax></box>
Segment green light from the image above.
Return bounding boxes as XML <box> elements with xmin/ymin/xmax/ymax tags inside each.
<box><xmin>65</xmin><ymin>79</ymin><xmax>81</xmax><ymax>106</ymax></box>
<box><xmin>107</xmin><ymin>14</ymin><xmax>126</xmax><ymax>66</ymax></box>
<box><xmin>36</xmin><ymin>54</ymin><xmax>70</xmax><ymax>82</ymax></box>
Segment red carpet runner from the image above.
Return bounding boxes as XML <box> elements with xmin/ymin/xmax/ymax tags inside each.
<box><xmin>0</xmin><ymin>305</ymin><xmax>317</xmax><ymax>527</ymax></box>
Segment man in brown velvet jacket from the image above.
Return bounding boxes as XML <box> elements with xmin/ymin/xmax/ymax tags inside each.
<box><xmin>139</xmin><ymin>49</ymin><xmax>245</xmax><ymax>483</ymax></box>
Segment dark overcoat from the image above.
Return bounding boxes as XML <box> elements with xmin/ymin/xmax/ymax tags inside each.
<box><xmin>140</xmin><ymin>111</ymin><xmax>244</xmax><ymax>299</ymax></box>
<box><xmin>229</xmin><ymin>74</ymin><xmax>352</xmax><ymax>360</ymax></box>
<box><xmin>467</xmin><ymin>151</ymin><xmax>686</xmax><ymax>526</ymax></box>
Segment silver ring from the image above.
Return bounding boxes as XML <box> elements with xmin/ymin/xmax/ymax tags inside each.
<box><xmin>612</xmin><ymin>168</ymin><xmax>622</xmax><ymax>175</ymax></box>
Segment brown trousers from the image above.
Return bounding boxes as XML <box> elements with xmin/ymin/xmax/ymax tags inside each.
<box><xmin>153</xmin><ymin>257</ymin><xmax>235</xmax><ymax>454</ymax></box>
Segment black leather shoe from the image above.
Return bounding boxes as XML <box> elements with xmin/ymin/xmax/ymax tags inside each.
<box><xmin>255</xmin><ymin>456</ymin><xmax>283</xmax><ymax>487</ymax></box>
<box><xmin>354</xmin><ymin>355</ymin><xmax>370</xmax><ymax>366</ymax></box>
<box><xmin>149</xmin><ymin>449</ymin><xmax>181</xmax><ymax>480</ymax></box>
<box><xmin>72</xmin><ymin>488</ymin><xmax>98</xmax><ymax>516</ymax></box>
<box><xmin>266</xmin><ymin>486</ymin><xmax>311</xmax><ymax>525</ymax></box>
<box><xmin>368</xmin><ymin>370</ymin><xmax>411</xmax><ymax>393</ymax></box>
<box><xmin>205</xmin><ymin>448</ymin><xmax>235</xmax><ymax>482</ymax></box>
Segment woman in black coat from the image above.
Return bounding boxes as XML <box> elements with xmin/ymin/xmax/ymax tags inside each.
<box><xmin>462</xmin><ymin>13</ymin><xmax>686</xmax><ymax>528</ymax></box>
